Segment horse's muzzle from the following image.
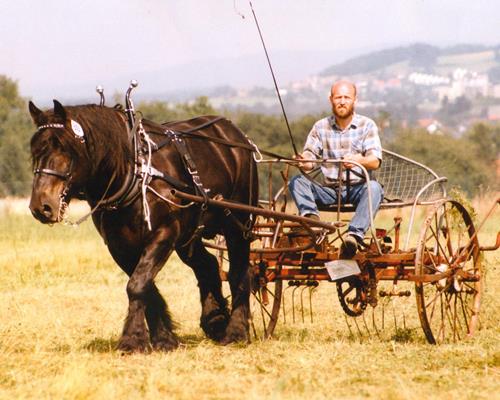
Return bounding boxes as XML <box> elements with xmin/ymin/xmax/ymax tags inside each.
<box><xmin>29</xmin><ymin>194</ymin><xmax>61</xmax><ymax>224</ymax></box>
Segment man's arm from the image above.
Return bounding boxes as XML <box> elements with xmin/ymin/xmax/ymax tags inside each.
<box><xmin>294</xmin><ymin>150</ymin><xmax>317</xmax><ymax>172</ymax></box>
<box><xmin>343</xmin><ymin>153</ymin><xmax>380</xmax><ymax>171</ymax></box>
<box><xmin>297</xmin><ymin>122</ymin><xmax>322</xmax><ymax>172</ymax></box>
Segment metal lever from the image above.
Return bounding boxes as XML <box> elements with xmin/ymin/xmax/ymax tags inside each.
<box><xmin>125</xmin><ymin>80</ymin><xmax>138</xmax><ymax>129</ymax></box>
<box><xmin>96</xmin><ymin>85</ymin><xmax>105</xmax><ymax>106</ymax></box>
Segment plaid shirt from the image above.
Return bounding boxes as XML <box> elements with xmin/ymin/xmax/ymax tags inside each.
<box><xmin>303</xmin><ymin>113</ymin><xmax>382</xmax><ymax>184</ymax></box>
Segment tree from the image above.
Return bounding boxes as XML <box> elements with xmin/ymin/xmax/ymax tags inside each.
<box><xmin>387</xmin><ymin>127</ymin><xmax>496</xmax><ymax>196</ymax></box>
<box><xmin>0</xmin><ymin>76</ymin><xmax>33</xmax><ymax>196</ymax></box>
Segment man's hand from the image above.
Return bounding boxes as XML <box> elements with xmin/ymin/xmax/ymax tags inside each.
<box><xmin>293</xmin><ymin>152</ymin><xmax>315</xmax><ymax>172</ymax></box>
<box><xmin>343</xmin><ymin>153</ymin><xmax>364</xmax><ymax>169</ymax></box>
<box><xmin>343</xmin><ymin>153</ymin><xmax>380</xmax><ymax>170</ymax></box>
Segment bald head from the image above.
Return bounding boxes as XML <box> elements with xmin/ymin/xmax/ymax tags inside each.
<box><xmin>330</xmin><ymin>80</ymin><xmax>357</xmax><ymax>97</ymax></box>
<box><xmin>329</xmin><ymin>80</ymin><xmax>357</xmax><ymax>121</ymax></box>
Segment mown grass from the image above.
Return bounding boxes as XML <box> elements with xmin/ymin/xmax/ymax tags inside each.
<box><xmin>0</xmin><ymin>199</ymin><xmax>499</xmax><ymax>399</ymax></box>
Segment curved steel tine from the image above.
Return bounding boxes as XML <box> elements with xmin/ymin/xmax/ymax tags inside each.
<box><xmin>308</xmin><ymin>285</ymin><xmax>317</xmax><ymax>323</ymax></box>
<box><xmin>352</xmin><ymin>316</ymin><xmax>364</xmax><ymax>339</ymax></box>
<box><xmin>300</xmin><ymin>285</ymin><xmax>308</xmax><ymax>323</ymax></box>
<box><xmin>257</xmin><ymin>289</ymin><xmax>267</xmax><ymax>336</ymax></box>
<box><xmin>282</xmin><ymin>284</ymin><xmax>292</xmax><ymax>324</ymax></box>
<box><xmin>344</xmin><ymin>314</ymin><xmax>354</xmax><ymax>339</ymax></box>
<box><xmin>371</xmin><ymin>308</ymin><xmax>381</xmax><ymax>339</ymax></box>
<box><xmin>292</xmin><ymin>285</ymin><xmax>300</xmax><ymax>323</ymax></box>
<box><xmin>392</xmin><ymin>296</ymin><xmax>398</xmax><ymax>332</ymax></box>
<box><xmin>362</xmin><ymin>313</ymin><xmax>372</xmax><ymax>337</ymax></box>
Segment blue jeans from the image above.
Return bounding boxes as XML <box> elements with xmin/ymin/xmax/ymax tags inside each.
<box><xmin>288</xmin><ymin>175</ymin><xmax>384</xmax><ymax>239</ymax></box>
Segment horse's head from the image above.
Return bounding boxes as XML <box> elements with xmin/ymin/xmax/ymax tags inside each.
<box><xmin>28</xmin><ymin>100</ymin><xmax>90</xmax><ymax>224</ymax></box>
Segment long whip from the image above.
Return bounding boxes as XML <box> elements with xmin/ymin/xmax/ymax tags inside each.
<box><xmin>248</xmin><ymin>1</ymin><xmax>299</xmax><ymax>156</ymax></box>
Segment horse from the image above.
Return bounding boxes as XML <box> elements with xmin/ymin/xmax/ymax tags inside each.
<box><xmin>28</xmin><ymin>99</ymin><xmax>258</xmax><ymax>352</ymax></box>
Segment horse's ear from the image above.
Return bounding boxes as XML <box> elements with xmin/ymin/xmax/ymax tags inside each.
<box><xmin>28</xmin><ymin>101</ymin><xmax>47</xmax><ymax>125</ymax></box>
<box><xmin>53</xmin><ymin>99</ymin><xmax>67</xmax><ymax>121</ymax></box>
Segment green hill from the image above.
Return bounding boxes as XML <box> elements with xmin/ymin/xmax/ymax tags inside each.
<box><xmin>320</xmin><ymin>43</ymin><xmax>500</xmax><ymax>80</ymax></box>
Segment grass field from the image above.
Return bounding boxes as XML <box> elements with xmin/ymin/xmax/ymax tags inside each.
<box><xmin>0</xmin><ymin>198</ymin><xmax>499</xmax><ymax>399</ymax></box>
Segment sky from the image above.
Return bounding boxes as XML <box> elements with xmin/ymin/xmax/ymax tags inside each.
<box><xmin>1</xmin><ymin>0</ymin><xmax>499</xmax><ymax>102</ymax></box>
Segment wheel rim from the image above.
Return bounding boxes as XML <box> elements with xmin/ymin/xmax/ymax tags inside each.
<box><xmin>215</xmin><ymin>235</ymin><xmax>283</xmax><ymax>340</ymax></box>
<box><xmin>249</xmin><ymin>261</ymin><xmax>283</xmax><ymax>339</ymax></box>
<box><xmin>415</xmin><ymin>200</ymin><xmax>482</xmax><ymax>344</ymax></box>
<box><xmin>337</xmin><ymin>277</ymin><xmax>367</xmax><ymax>317</ymax></box>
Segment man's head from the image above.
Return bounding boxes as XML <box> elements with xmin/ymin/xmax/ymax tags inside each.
<box><xmin>329</xmin><ymin>80</ymin><xmax>357</xmax><ymax>120</ymax></box>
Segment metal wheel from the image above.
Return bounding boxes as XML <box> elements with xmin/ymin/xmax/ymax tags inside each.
<box><xmin>249</xmin><ymin>260</ymin><xmax>283</xmax><ymax>339</ymax></box>
<box><xmin>415</xmin><ymin>200</ymin><xmax>482</xmax><ymax>344</ymax></box>
<box><xmin>214</xmin><ymin>235</ymin><xmax>283</xmax><ymax>340</ymax></box>
<box><xmin>336</xmin><ymin>277</ymin><xmax>367</xmax><ymax>317</ymax></box>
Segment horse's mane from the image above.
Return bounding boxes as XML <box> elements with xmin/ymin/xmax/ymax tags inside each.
<box><xmin>31</xmin><ymin>104</ymin><xmax>132</xmax><ymax>176</ymax></box>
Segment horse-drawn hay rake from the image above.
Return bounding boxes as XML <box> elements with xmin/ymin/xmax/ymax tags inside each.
<box><xmin>181</xmin><ymin>150</ymin><xmax>500</xmax><ymax>344</ymax></box>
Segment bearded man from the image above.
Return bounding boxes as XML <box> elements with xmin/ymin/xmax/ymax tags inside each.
<box><xmin>289</xmin><ymin>80</ymin><xmax>384</xmax><ymax>258</ymax></box>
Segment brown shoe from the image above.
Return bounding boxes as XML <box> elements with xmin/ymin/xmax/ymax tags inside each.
<box><xmin>340</xmin><ymin>234</ymin><xmax>358</xmax><ymax>259</ymax></box>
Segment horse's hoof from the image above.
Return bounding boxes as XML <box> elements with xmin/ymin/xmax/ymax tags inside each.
<box><xmin>201</xmin><ymin>311</ymin><xmax>229</xmax><ymax>342</ymax></box>
<box><xmin>152</xmin><ymin>334</ymin><xmax>180</xmax><ymax>352</ymax></box>
<box><xmin>220</xmin><ymin>327</ymin><xmax>249</xmax><ymax>346</ymax></box>
<box><xmin>117</xmin><ymin>336</ymin><xmax>151</xmax><ymax>354</ymax></box>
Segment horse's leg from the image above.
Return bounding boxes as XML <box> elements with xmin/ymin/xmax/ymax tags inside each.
<box><xmin>108</xmin><ymin>248</ymin><xmax>178</xmax><ymax>352</ymax></box>
<box><xmin>176</xmin><ymin>239</ymin><xmax>230</xmax><ymax>341</ymax></box>
<box><xmin>117</xmin><ymin>228</ymin><xmax>179</xmax><ymax>353</ymax></box>
<box><xmin>144</xmin><ymin>283</ymin><xmax>179</xmax><ymax>351</ymax></box>
<box><xmin>221</xmin><ymin>226</ymin><xmax>252</xmax><ymax>344</ymax></box>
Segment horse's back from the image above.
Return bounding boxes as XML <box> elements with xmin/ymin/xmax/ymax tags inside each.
<box><xmin>147</xmin><ymin>115</ymin><xmax>257</xmax><ymax>206</ymax></box>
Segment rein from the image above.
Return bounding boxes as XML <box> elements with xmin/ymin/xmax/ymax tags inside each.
<box><xmin>148</xmin><ymin>117</ymin><xmax>291</xmax><ymax>161</ymax></box>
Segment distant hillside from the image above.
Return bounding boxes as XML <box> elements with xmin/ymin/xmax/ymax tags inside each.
<box><xmin>320</xmin><ymin>43</ymin><xmax>500</xmax><ymax>79</ymax></box>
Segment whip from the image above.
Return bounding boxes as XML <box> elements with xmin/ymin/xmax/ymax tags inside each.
<box><xmin>247</xmin><ymin>1</ymin><xmax>299</xmax><ymax>156</ymax></box>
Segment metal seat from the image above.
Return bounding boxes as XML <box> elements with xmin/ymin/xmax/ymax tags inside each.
<box><xmin>316</xmin><ymin>149</ymin><xmax>447</xmax><ymax>213</ymax></box>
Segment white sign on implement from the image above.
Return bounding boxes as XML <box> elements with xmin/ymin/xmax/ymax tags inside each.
<box><xmin>325</xmin><ymin>260</ymin><xmax>361</xmax><ymax>281</ymax></box>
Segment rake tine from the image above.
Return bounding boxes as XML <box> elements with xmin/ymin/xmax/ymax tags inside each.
<box><xmin>282</xmin><ymin>284</ymin><xmax>291</xmax><ymax>324</ymax></box>
<box><xmin>371</xmin><ymin>308</ymin><xmax>381</xmax><ymax>339</ymax></box>
<box><xmin>352</xmin><ymin>316</ymin><xmax>364</xmax><ymax>339</ymax></box>
<box><xmin>309</xmin><ymin>286</ymin><xmax>317</xmax><ymax>323</ymax></box>
<box><xmin>362</xmin><ymin>313</ymin><xmax>372</xmax><ymax>337</ymax></box>
<box><xmin>392</xmin><ymin>297</ymin><xmax>398</xmax><ymax>332</ymax></box>
<box><xmin>344</xmin><ymin>314</ymin><xmax>355</xmax><ymax>338</ymax></box>
<box><xmin>292</xmin><ymin>285</ymin><xmax>299</xmax><ymax>323</ymax></box>
<box><xmin>300</xmin><ymin>286</ymin><xmax>308</xmax><ymax>323</ymax></box>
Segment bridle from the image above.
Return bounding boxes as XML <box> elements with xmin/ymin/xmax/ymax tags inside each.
<box><xmin>33</xmin><ymin>123</ymin><xmax>75</xmax><ymax>222</ymax></box>
<box><xmin>33</xmin><ymin>123</ymin><xmax>74</xmax><ymax>183</ymax></box>
<box><xmin>31</xmin><ymin>120</ymin><xmax>137</xmax><ymax>225</ymax></box>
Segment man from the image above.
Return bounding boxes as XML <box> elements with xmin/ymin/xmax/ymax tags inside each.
<box><xmin>289</xmin><ymin>80</ymin><xmax>384</xmax><ymax>258</ymax></box>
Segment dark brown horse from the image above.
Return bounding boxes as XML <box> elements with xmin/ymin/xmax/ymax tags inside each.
<box><xmin>28</xmin><ymin>100</ymin><xmax>258</xmax><ymax>352</ymax></box>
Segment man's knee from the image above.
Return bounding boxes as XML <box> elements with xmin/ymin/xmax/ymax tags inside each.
<box><xmin>289</xmin><ymin>174</ymin><xmax>308</xmax><ymax>192</ymax></box>
<box><xmin>368</xmin><ymin>181</ymin><xmax>384</xmax><ymax>204</ymax></box>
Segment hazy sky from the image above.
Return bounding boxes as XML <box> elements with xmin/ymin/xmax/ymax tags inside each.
<box><xmin>1</xmin><ymin>0</ymin><xmax>499</xmax><ymax>100</ymax></box>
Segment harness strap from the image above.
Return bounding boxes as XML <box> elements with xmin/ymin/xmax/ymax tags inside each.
<box><xmin>166</xmin><ymin>129</ymin><xmax>209</xmax><ymax>250</ymax></box>
<box><xmin>149</xmin><ymin>116</ymin><xmax>290</xmax><ymax>160</ymax></box>
<box><xmin>34</xmin><ymin>167</ymin><xmax>71</xmax><ymax>180</ymax></box>
<box><xmin>98</xmin><ymin>167</ymin><xmax>141</xmax><ymax>210</ymax></box>
<box><xmin>163</xmin><ymin>116</ymin><xmax>226</xmax><ymax>133</ymax></box>
<box><xmin>142</xmin><ymin>164</ymin><xmax>191</xmax><ymax>192</ymax></box>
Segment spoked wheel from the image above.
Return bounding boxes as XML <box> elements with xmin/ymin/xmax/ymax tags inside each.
<box><xmin>249</xmin><ymin>261</ymin><xmax>283</xmax><ymax>339</ymax></box>
<box><xmin>336</xmin><ymin>277</ymin><xmax>367</xmax><ymax>317</ymax></box>
<box><xmin>415</xmin><ymin>200</ymin><xmax>482</xmax><ymax>344</ymax></box>
<box><xmin>213</xmin><ymin>235</ymin><xmax>283</xmax><ymax>340</ymax></box>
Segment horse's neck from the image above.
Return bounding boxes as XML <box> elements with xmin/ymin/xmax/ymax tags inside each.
<box><xmin>85</xmin><ymin>111</ymin><xmax>132</xmax><ymax>201</ymax></box>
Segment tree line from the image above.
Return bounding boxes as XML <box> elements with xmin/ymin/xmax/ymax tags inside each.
<box><xmin>0</xmin><ymin>75</ymin><xmax>498</xmax><ymax>198</ymax></box>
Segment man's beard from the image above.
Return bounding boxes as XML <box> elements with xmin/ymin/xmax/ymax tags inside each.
<box><xmin>333</xmin><ymin>104</ymin><xmax>354</xmax><ymax>120</ymax></box>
